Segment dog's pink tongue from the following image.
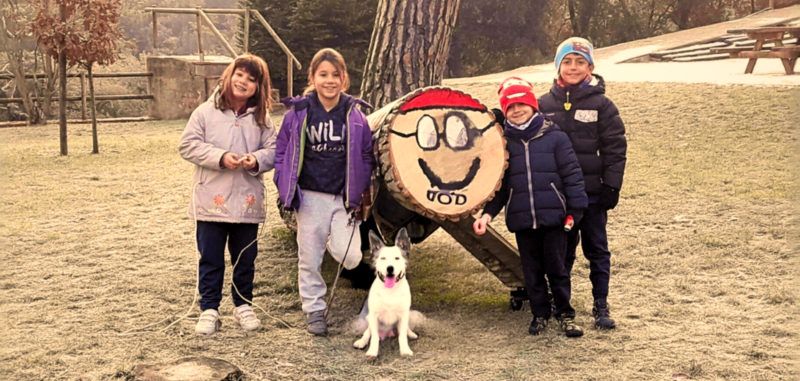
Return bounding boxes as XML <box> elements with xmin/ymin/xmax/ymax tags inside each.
<box><xmin>384</xmin><ymin>276</ymin><xmax>396</xmax><ymax>288</ymax></box>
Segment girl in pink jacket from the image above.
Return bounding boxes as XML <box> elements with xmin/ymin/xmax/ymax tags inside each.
<box><xmin>179</xmin><ymin>54</ymin><xmax>276</xmax><ymax>335</ymax></box>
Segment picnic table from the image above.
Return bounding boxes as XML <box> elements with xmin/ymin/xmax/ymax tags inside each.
<box><xmin>712</xmin><ymin>26</ymin><xmax>800</xmax><ymax>74</ymax></box>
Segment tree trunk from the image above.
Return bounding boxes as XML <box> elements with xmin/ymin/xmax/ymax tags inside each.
<box><xmin>0</xmin><ymin>6</ymin><xmax>40</xmax><ymax>124</ymax></box>
<box><xmin>360</xmin><ymin>0</ymin><xmax>462</xmax><ymax>109</ymax></box>
<box><xmin>58</xmin><ymin>2</ymin><xmax>68</xmax><ymax>156</ymax></box>
<box><xmin>37</xmin><ymin>51</ymin><xmax>57</xmax><ymax>121</ymax></box>
<box><xmin>568</xmin><ymin>0</ymin><xmax>580</xmax><ymax>35</ymax></box>
<box><xmin>88</xmin><ymin>64</ymin><xmax>99</xmax><ymax>154</ymax></box>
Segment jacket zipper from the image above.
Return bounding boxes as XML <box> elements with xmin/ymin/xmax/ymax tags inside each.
<box><xmin>288</xmin><ymin>113</ymin><xmax>308</xmax><ymax>206</ymax></box>
<box><xmin>522</xmin><ymin>140</ymin><xmax>537</xmax><ymax>229</ymax></box>
<box><xmin>504</xmin><ymin>188</ymin><xmax>514</xmax><ymax>221</ymax></box>
<box><xmin>344</xmin><ymin>104</ymin><xmax>354</xmax><ymax>208</ymax></box>
<box><xmin>550</xmin><ymin>182</ymin><xmax>567</xmax><ymax>213</ymax></box>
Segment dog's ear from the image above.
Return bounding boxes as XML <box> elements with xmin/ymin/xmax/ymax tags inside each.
<box><xmin>395</xmin><ymin>228</ymin><xmax>411</xmax><ymax>254</ymax></box>
<box><xmin>368</xmin><ymin>230</ymin><xmax>384</xmax><ymax>254</ymax></box>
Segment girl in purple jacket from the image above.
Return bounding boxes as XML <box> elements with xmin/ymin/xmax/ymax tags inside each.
<box><xmin>273</xmin><ymin>48</ymin><xmax>374</xmax><ymax>336</ymax></box>
<box><xmin>179</xmin><ymin>54</ymin><xmax>277</xmax><ymax>335</ymax></box>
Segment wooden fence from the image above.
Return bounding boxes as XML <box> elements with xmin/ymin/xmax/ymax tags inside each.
<box><xmin>0</xmin><ymin>72</ymin><xmax>153</xmax><ymax>125</ymax></box>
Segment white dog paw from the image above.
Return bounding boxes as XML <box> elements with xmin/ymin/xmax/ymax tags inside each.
<box><xmin>400</xmin><ymin>348</ymin><xmax>414</xmax><ymax>357</ymax></box>
<box><xmin>365</xmin><ymin>349</ymin><xmax>379</xmax><ymax>358</ymax></box>
<box><xmin>353</xmin><ymin>339</ymin><xmax>367</xmax><ymax>349</ymax></box>
<box><xmin>408</xmin><ymin>330</ymin><xmax>418</xmax><ymax>340</ymax></box>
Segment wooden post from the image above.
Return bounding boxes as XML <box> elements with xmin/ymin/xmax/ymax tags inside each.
<box><xmin>243</xmin><ymin>8</ymin><xmax>249</xmax><ymax>52</ymax></box>
<box><xmin>769</xmin><ymin>0</ymin><xmax>775</xmax><ymax>9</ymax></box>
<box><xmin>151</xmin><ymin>11</ymin><xmax>157</xmax><ymax>50</ymax></box>
<box><xmin>80</xmin><ymin>72</ymin><xmax>87</xmax><ymax>120</ymax></box>
<box><xmin>198</xmin><ymin>10</ymin><xmax>238</xmax><ymax>57</ymax></box>
<box><xmin>196</xmin><ymin>10</ymin><xmax>204</xmax><ymax>61</ymax></box>
<box><xmin>250</xmin><ymin>10</ymin><xmax>301</xmax><ymax>69</ymax></box>
<box><xmin>287</xmin><ymin>55</ymin><xmax>293</xmax><ymax>97</ymax></box>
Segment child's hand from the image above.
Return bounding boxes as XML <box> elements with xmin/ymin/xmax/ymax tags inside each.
<box><xmin>221</xmin><ymin>152</ymin><xmax>242</xmax><ymax>170</ymax></box>
<box><xmin>472</xmin><ymin>214</ymin><xmax>492</xmax><ymax>235</ymax></box>
<box><xmin>240</xmin><ymin>153</ymin><xmax>258</xmax><ymax>170</ymax></box>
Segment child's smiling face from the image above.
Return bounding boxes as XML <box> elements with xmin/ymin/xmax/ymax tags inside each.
<box><xmin>505</xmin><ymin>103</ymin><xmax>534</xmax><ymax>126</ymax></box>
<box><xmin>559</xmin><ymin>53</ymin><xmax>593</xmax><ymax>85</ymax></box>
<box><xmin>312</xmin><ymin>60</ymin><xmax>344</xmax><ymax>103</ymax></box>
<box><xmin>230</xmin><ymin>68</ymin><xmax>258</xmax><ymax>103</ymax></box>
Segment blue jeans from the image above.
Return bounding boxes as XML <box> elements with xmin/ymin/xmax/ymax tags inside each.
<box><xmin>196</xmin><ymin>221</ymin><xmax>258</xmax><ymax>310</ymax></box>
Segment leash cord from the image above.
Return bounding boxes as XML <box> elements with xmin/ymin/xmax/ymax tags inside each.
<box><xmin>119</xmin><ymin>170</ymin><xmax>291</xmax><ymax>336</ymax></box>
<box><xmin>323</xmin><ymin>213</ymin><xmax>358</xmax><ymax>321</ymax></box>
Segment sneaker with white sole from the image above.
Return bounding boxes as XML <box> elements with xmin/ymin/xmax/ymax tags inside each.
<box><xmin>195</xmin><ymin>309</ymin><xmax>221</xmax><ymax>335</ymax></box>
<box><xmin>234</xmin><ymin>304</ymin><xmax>261</xmax><ymax>331</ymax></box>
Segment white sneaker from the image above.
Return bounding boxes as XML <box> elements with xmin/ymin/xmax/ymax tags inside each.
<box><xmin>195</xmin><ymin>309</ymin><xmax>221</xmax><ymax>335</ymax></box>
<box><xmin>233</xmin><ymin>304</ymin><xmax>261</xmax><ymax>331</ymax></box>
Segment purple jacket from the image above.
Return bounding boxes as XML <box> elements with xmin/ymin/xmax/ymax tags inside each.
<box><xmin>273</xmin><ymin>93</ymin><xmax>374</xmax><ymax>210</ymax></box>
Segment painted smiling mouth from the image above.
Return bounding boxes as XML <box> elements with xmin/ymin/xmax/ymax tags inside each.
<box><xmin>418</xmin><ymin>157</ymin><xmax>480</xmax><ymax>190</ymax></box>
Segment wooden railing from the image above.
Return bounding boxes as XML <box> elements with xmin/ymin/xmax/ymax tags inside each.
<box><xmin>144</xmin><ymin>7</ymin><xmax>302</xmax><ymax>97</ymax></box>
<box><xmin>0</xmin><ymin>72</ymin><xmax>153</xmax><ymax>121</ymax></box>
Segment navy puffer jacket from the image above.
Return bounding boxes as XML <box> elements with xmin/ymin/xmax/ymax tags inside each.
<box><xmin>484</xmin><ymin>114</ymin><xmax>587</xmax><ymax>232</ymax></box>
<box><xmin>538</xmin><ymin>74</ymin><xmax>627</xmax><ymax>197</ymax></box>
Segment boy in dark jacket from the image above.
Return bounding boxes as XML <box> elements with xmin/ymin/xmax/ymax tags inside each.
<box><xmin>538</xmin><ymin>37</ymin><xmax>627</xmax><ymax>330</ymax></box>
<box><xmin>474</xmin><ymin>77</ymin><xmax>588</xmax><ymax>337</ymax></box>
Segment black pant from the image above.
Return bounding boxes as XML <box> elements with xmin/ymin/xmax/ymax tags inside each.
<box><xmin>566</xmin><ymin>203</ymin><xmax>610</xmax><ymax>304</ymax></box>
<box><xmin>196</xmin><ymin>221</ymin><xmax>258</xmax><ymax>310</ymax></box>
<box><xmin>515</xmin><ymin>227</ymin><xmax>574</xmax><ymax>319</ymax></box>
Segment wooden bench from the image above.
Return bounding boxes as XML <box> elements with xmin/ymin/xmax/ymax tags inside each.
<box><xmin>737</xmin><ymin>46</ymin><xmax>800</xmax><ymax>74</ymax></box>
<box><xmin>725</xmin><ymin>26</ymin><xmax>800</xmax><ymax>74</ymax></box>
<box><xmin>710</xmin><ymin>46</ymin><xmax>755</xmax><ymax>57</ymax></box>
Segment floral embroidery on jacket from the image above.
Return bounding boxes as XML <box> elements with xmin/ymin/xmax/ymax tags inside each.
<box><xmin>211</xmin><ymin>194</ymin><xmax>227</xmax><ymax>214</ymax></box>
<box><xmin>243</xmin><ymin>193</ymin><xmax>259</xmax><ymax>214</ymax></box>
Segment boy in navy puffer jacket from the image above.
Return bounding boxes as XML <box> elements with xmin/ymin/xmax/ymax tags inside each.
<box><xmin>538</xmin><ymin>37</ymin><xmax>627</xmax><ymax>330</ymax></box>
<box><xmin>474</xmin><ymin>77</ymin><xmax>587</xmax><ymax>337</ymax></box>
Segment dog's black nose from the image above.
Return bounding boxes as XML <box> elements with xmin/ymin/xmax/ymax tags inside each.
<box><xmin>386</xmin><ymin>265</ymin><xmax>394</xmax><ymax>276</ymax></box>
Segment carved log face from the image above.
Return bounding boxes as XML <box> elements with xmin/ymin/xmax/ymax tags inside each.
<box><xmin>380</xmin><ymin>88</ymin><xmax>506</xmax><ymax>220</ymax></box>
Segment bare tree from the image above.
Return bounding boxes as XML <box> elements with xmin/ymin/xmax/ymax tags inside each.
<box><xmin>33</xmin><ymin>0</ymin><xmax>121</xmax><ymax>155</ymax></box>
<box><xmin>72</xmin><ymin>0</ymin><xmax>122</xmax><ymax>154</ymax></box>
<box><xmin>567</xmin><ymin>0</ymin><xmax>597</xmax><ymax>37</ymax></box>
<box><xmin>360</xmin><ymin>0</ymin><xmax>461</xmax><ymax>108</ymax></box>
<box><xmin>0</xmin><ymin>1</ymin><xmax>43</xmax><ymax>124</ymax></box>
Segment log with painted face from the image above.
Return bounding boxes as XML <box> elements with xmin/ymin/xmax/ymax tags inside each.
<box><xmin>369</xmin><ymin>87</ymin><xmax>507</xmax><ymax>222</ymax></box>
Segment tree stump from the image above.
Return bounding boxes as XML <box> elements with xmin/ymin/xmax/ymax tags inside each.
<box><xmin>368</xmin><ymin>86</ymin><xmax>507</xmax><ymax>223</ymax></box>
<box><xmin>133</xmin><ymin>356</ymin><xmax>242</xmax><ymax>381</ymax></box>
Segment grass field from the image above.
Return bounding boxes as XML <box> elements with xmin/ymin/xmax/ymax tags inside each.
<box><xmin>0</xmin><ymin>82</ymin><xmax>798</xmax><ymax>380</ymax></box>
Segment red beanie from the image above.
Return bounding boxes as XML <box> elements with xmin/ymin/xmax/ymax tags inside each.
<box><xmin>497</xmin><ymin>77</ymin><xmax>538</xmax><ymax>114</ymax></box>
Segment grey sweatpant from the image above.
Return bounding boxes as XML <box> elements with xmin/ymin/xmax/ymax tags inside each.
<box><xmin>295</xmin><ymin>189</ymin><xmax>362</xmax><ymax>314</ymax></box>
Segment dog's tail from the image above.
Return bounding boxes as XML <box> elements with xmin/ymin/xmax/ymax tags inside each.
<box><xmin>408</xmin><ymin>310</ymin><xmax>426</xmax><ymax>330</ymax></box>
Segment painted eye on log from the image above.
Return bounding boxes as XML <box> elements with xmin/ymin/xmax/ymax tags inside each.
<box><xmin>416</xmin><ymin>115</ymin><xmax>439</xmax><ymax>150</ymax></box>
<box><xmin>445</xmin><ymin>114</ymin><xmax>469</xmax><ymax>149</ymax></box>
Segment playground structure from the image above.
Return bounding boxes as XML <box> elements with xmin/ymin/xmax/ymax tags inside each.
<box><xmin>0</xmin><ymin>6</ymin><xmax>300</xmax><ymax>125</ymax></box>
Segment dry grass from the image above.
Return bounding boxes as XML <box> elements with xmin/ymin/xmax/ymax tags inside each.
<box><xmin>0</xmin><ymin>83</ymin><xmax>797</xmax><ymax>380</ymax></box>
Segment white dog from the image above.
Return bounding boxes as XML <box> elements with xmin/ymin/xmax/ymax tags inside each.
<box><xmin>353</xmin><ymin>228</ymin><xmax>420</xmax><ymax>358</ymax></box>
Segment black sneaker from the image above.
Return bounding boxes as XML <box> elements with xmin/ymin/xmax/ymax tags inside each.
<box><xmin>593</xmin><ymin>302</ymin><xmax>616</xmax><ymax>330</ymax></box>
<box><xmin>557</xmin><ymin>315</ymin><xmax>584</xmax><ymax>338</ymax></box>
<box><xmin>528</xmin><ymin>316</ymin><xmax>548</xmax><ymax>335</ymax></box>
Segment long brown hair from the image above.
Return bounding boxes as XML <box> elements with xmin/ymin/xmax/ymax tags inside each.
<box><xmin>217</xmin><ymin>53</ymin><xmax>272</xmax><ymax>128</ymax></box>
<box><xmin>303</xmin><ymin>48</ymin><xmax>350</xmax><ymax>95</ymax></box>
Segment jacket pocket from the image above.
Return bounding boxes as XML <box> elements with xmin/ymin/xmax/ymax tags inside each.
<box><xmin>195</xmin><ymin>183</ymin><xmax>231</xmax><ymax>218</ymax></box>
<box><xmin>550</xmin><ymin>182</ymin><xmax>567</xmax><ymax>213</ymax></box>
